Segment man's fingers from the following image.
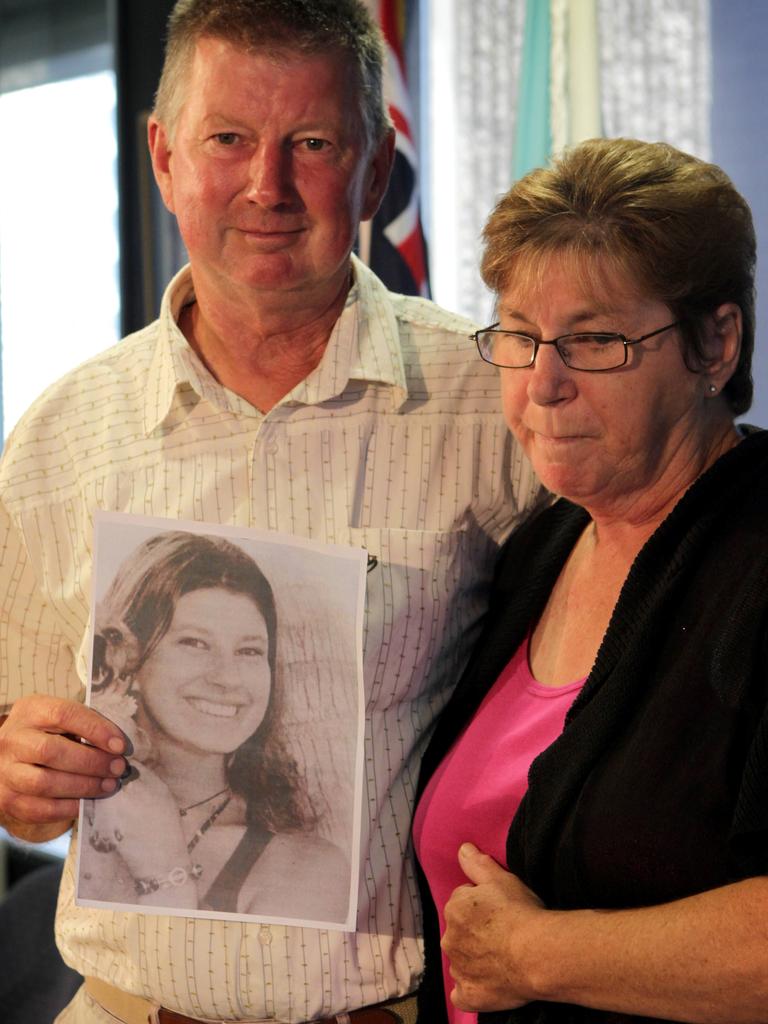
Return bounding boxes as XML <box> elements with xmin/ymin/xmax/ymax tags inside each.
<box><xmin>2</xmin><ymin>790</ymin><xmax>82</xmax><ymax>828</ymax></box>
<box><xmin>0</xmin><ymin>696</ymin><xmax>128</xmax><ymax>781</ymax></box>
<box><xmin>2</xmin><ymin>764</ymin><xmax>120</xmax><ymax>827</ymax></box>
<box><xmin>13</xmin><ymin>728</ymin><xmax>126</xmax><ymax>780</ymax></box>
<box><xmin>17</xmin><ymin>695</ymin><xmax>126</xmax><ymax>754</ymax></box>
<box><xmin>0</xmin><ymin>697</ymin><xmax>128</xmax><ymax>834</ymax></box>
<box><xmin>9</xmin><ymin>760</ymin><xmax>121</xmax><ymax>801</ymax></box>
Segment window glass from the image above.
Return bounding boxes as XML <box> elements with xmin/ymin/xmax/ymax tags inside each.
<box><xmin>0</xmin><ymin>67</ymin><xmax>120</xmax><ymax>437</ymax></box>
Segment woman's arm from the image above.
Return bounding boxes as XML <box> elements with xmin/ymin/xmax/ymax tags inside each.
<box><xmin>443</xmin><ymin>843</ymin><xmax>768</xmax><ymax>1024</ymax></box>
<box><xmin>83</xmin><ymin>763</ymin><xmax>200</xmax><ymax>908</ymax></box>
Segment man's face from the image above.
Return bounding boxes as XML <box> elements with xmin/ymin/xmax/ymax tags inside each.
<box><xmin>149</xmin><ymin>37</ymin><xmax>393</xmax><ymax>304</ymax></box>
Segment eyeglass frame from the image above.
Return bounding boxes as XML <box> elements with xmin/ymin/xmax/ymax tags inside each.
<box><xmin>471</xmin><ymin>320</ymin><xmax>683</xmax><ymax>372</ymax></box>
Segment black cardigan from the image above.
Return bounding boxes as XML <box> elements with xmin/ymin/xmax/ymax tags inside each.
<box><xmin>416</xmin><ymin>428</ymin><xmax>768</xmax><ymax>1024</ymax></box>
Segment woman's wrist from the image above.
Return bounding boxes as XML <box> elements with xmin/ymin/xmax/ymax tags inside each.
<box><xmin>520</xmin><ymin>905</ymin><xmax>637</xmax><ymax>1007</ymax></box>
<box><xmin>90</xmin><ymin>833</ymin><xmax>190</xmax><ymax>879</ymax></box>
<box><xmin>516</xmin><ymin>906</ymin><xmax>575</xmax><ymax>1003</ymax></box>
<box><xmin>133</xmin><ymin>861</ymin><xmax>203</xmax><ymax>897</ymax></box>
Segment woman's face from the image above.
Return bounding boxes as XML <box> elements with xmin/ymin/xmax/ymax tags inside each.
<box><xmin>136</xmin><ymin>586</ymin><xmax>273</xmax><ymax>756</ymax></box>
<box><xmin>498</xmin><ymin>254</ymin><xmax>711</xmax><ymax>517</ymax></box>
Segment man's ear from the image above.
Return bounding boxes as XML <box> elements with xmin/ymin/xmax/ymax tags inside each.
<box><xmin>147</xmin><ymin>116</ymin><xmax>177</xmax><ymax>215</ymax></box>
<box><xmin>703</xmin><ymin>302</ymin><xmax>742</xmax><ymax>392</ymax></box>
<box><xmin>360</xmin><ymin>127</ymin><xmax>396</xmax><ymax>222</ymax></box>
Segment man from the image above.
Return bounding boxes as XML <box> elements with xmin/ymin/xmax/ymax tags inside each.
<box><xmin>0</xmin><ymin>2</ymin><xmax>539</xmax><ymax>1022</ymax></box>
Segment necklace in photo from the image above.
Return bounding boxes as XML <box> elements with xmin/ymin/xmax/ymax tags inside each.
<box><xmin>185</xmin><ymin>791</ymin><xmax>232</xmax><ymax>854</ymax></box>
<box><xmin>179</xmin><ymin>785</ymin><xmax>231</xmax><ymax>816</ymax></box>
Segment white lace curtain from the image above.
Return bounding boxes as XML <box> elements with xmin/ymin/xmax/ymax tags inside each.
<box><xmin>426</xmin><ymin>0</ymin><xmax>711</xmax><ymax>322</ymax></box>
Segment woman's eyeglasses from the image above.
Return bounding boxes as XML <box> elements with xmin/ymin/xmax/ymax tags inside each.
<box><xmin>472</xmin><ymin>321</ymin><xmax>682</xmax><ymax>372</ymax></box>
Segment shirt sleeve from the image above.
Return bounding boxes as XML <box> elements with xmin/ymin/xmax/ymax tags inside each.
<box><xmin>0</xmin><ymin>498</ymin><xmax>82</xmax><ymax>714</ymax></box>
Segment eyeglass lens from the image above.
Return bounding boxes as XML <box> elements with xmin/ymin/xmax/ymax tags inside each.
<box><xmin>478</xmin><ymin>332</ymin><xmax>626</xmax><ymax>371</ymax></box>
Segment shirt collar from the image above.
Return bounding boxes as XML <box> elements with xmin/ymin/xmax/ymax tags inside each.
<box><xmin>144</xmin><ymin>254</ymin><xmax>408</xmax><ymax>434</ymax></box>
<box><xmin>287</xmin><ymin>255</ymin><xmax>408</xmax><ymax>409</ymax></box>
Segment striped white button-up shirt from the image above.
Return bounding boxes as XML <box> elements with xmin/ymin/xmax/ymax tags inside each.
<box><xmin>0</xmin><ymin>256</ymin><xmax>539</xmax><ymax>1021</ymax></box>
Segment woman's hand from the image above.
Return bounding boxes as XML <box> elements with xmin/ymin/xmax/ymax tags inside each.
<box><xmin>82</xmin><ymin>759</ymin><xmax>202</xmax><ymax>907</ymax></box>
<box><xmin>84</xmin><ymin>759</ymin><xmax>187</xmax><ymax>878</ymax></box>
<box><xmin>442</xmin><ymin>842</ymin><xmax>546</xmax><ymax>1012</ymax></box>
<box><xmin>444</xmin><ymin>848</ymin><xmax>768</xmax><ymax>1023</ymax></box>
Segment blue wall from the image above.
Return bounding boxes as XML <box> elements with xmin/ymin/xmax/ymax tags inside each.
<box><xmin>711</xmin><ymin>0</ymin><xmax>768</xmax><ymax>425</ymax></box>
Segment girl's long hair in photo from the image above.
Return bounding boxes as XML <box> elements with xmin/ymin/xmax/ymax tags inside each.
<box><xmin>93</xmin><ymin>530</ymin><xmax>316</xmax><ymax>833</ymax></box>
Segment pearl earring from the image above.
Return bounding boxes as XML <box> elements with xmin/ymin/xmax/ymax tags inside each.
<box><xmin>708</xmin><ymin>384</ymin><xmax>717</xmax><ymax>394</ymax></box>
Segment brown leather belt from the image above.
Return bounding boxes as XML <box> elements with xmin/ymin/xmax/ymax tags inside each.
<box><xmin>156</xmin><ymin>1012</ymin><xmax>404</xmax><ymax>1024</ymax></box>
<box><xmin>84</xmin><ymin>977</ymin><xmax>417</xmax><ymax>1024</ymax></box>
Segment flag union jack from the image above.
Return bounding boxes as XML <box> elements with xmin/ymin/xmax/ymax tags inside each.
<box><xmin>364</xmin><ymin>0</ymin><xmax>430</xmax><ymax>297</ymax></box>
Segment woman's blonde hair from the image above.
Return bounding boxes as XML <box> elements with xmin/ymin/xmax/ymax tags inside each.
<box><xmin>481</xmin><ymin>137</ymin><xmax>756</xmax><ymax>415</ymax></box>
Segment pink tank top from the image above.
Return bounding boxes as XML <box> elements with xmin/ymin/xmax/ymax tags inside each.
<box><xmin>413</xmin><ymin>637</ymin><xmax>585</xmax><ymax>1023</ymax></box>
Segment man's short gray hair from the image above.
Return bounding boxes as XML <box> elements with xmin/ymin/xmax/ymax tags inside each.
<box><xmin>153</xmin><ymin>0</ymin><xmax>392</xmax><ymax>148</ymax></box>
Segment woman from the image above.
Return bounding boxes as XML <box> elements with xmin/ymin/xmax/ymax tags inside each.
<box><xmin>80</xmin><ymin>530</ymin><xmax>349</xmax><ymax>924</ymax></box>
<box><xmin>414</xmin><ymin>137</ymin><xmax>768</xmax><ymax>1023</ymax></box>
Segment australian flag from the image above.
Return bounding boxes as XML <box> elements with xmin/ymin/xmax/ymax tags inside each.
<box><xmin>362</xmin><ymin>0</ymin><xmax>431</xmax><ymax>298</ymax></box>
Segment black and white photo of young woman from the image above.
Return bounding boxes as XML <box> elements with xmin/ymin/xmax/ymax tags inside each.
<box><xmin>76</xmin><ymin>513</ymin><xmax>366</xmax><ymax>929</ymax></box>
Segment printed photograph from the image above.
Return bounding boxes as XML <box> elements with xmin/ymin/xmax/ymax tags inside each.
<box><xmin>76</xmin><ymin>512</ymin><xmax>366</xmax><ymax>930</ymax></box>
